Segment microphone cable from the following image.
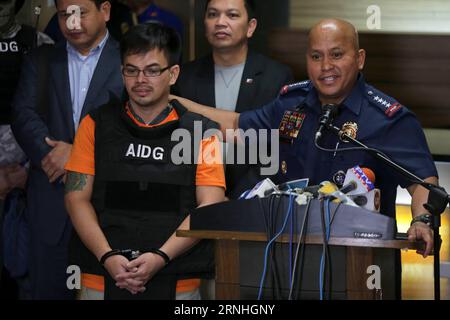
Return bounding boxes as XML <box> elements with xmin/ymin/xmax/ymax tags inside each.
<box><xmin>288</xmin><ymin>196</ymin><xmax>312</xmax><ymax>300</ymax></box>
<box><xmin>319</xmin><ymin>197</ymin><xmax>332</xmax><ymax>300</ymax></box>
<box><xmin>258</xmin><ymin>194</ymin><xmax>294</xmax><ymax>300</ymax></box>
<box><xmin>319</xmin><ymin>198</ymin><xmax>343</xmax><ymax>300</ymax></box>
<box><xmin>270</xmin><ymin>195</ymin><xmax>283</xmax><ymax>299</ymax></box>
<box><xmin>288</xmin><ymin>191</ymin><xmax>296</xmax><ymax>293</ymax></box>
<box><xmin>260</xmin><ymin>194</ymin><xmax>283</xmax><ymax>299</ymax></box>
<box><xmin>315</xmin><ymin>137</ymin><xmax>390</xmax><ymax>159</ymax></box>
<box><xmin>325</xmin><ymin>198</ymin><xmax>333</xmax><ymax>300</ymax></box>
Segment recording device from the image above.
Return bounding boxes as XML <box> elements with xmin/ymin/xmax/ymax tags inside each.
<box><xmin>239</xmin><ymin>166</ymin><xmax>380</xmax><ymax>213</ymax></box>
<box><xmin>277</xmin><ymin>178</ymin><xmax>309</xmax><ymax>191</ymax></box>
<box><xmin>239</xmin><ymin>178</ymin><xmax>278</xmax><ymax>199</ymax></box>
<box><xmin>315</xmin><ymin>104</ymin><xmax>339</xmax><ymax>142</ymax></box>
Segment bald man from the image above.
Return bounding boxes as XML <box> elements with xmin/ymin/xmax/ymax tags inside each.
<box><xmin>173</xmin><ymin>19</ymin><xmax>439</xmax><ymax>297</ymax></box>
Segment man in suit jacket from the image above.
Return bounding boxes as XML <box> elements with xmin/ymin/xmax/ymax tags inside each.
<box><xmin>173</xmin><ymin>0</ymin><xmax>293</xmax><ymax>199</ymax></box>
<box><xmin>11</xmin><ymin>0</ymin><xmax>123</xmax><ymax>299</ymax></box>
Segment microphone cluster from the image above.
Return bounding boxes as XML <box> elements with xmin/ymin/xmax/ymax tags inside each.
<box><xmin>241</xmin><ymin>165</ymin><xmax>380</xmax><ymax>213</ymax></box>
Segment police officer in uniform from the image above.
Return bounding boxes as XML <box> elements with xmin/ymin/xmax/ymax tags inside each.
<box><xmin>0</xmin><ymin>0</ymin><xmax>53</xmax><ymax>288</ymax></box>
<box><xmin>174</xmin><ymin>19</ymin><xmax>439</xmax><ymax>298</ymax></box>
<box><xmin>64</xmin><ymin>23</ymin><xmax>225</xmax><ymax>299</ymax></box>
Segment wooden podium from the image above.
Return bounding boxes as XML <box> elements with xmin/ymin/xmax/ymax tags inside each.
<box><xmin>177</xmin><ymin>197</ymin><xmax>419</xmax><ymax>300</ymax></box>
<box><xmin>177</xmin><ymin>230</ymin><xmax>417</xmax><ymax>300</ymax></box>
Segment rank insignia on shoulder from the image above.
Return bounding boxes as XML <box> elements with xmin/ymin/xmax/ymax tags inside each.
<box><xmin>367</xmin><ymin>88</ymin><xmax>403</xmax><ymax>118</ymax></box>
<box><xmin>280</xmin><ymin>80</ymin><xmax>311</xmax><ymax>96</ymax></box>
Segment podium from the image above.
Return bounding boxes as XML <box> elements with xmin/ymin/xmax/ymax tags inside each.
<box><xmin>177</xmin><ymin>196</ymin><xmax>418</xmax><ymax>300</ymax></box>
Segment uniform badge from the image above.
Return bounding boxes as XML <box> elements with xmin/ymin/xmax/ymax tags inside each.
<box><xmin>341</xmin><ymin>122</ymin><xmax>358</xmax><ymax>141</ymax></box>
<box><xmin>332</xmin><ymin>170</ymin><xmax>346</xmax><ymax>188</ymax></box>
<box><xmin>279</xmin><ymin>110</ymin><xmax>306</xmax><ymax>141</ymax></box>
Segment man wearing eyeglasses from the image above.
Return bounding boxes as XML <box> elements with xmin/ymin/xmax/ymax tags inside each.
<box><xmin>11</xmin><ymin>0</ymin><xmax>123</xmax><ymax>299</ymax></box>
<box><xmin>64</xmin><ymin>23</ymin><xmax>225</xmax><ymax>300</ymax></box>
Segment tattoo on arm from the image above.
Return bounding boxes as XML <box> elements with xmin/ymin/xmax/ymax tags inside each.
<box><xmin>65</xmin><ymin>172</ymin><xmax>88</xmax><ymax>194</ymax></box>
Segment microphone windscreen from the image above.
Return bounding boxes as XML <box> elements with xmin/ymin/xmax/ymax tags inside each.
<box><xmin>362</xmin><ymin>167</ymin><xmax>376</xmax><ymax>184</ymax></box>
<box><xmin>319</xmin><ymin>181</ymin><xmax>339</xmax><ymax>194</ymax></box>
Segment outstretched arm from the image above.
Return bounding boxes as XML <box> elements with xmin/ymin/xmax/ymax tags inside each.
<box><xmin>171</xmin><ymin>95</ymin><xmax>240</xmax><ymax>138</ymax></box>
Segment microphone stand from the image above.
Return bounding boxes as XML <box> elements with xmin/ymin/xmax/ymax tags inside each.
<box><xmin>326</xmin><ymin>124</ymin><xmax>450</xmax><ymax>300</ymax></box>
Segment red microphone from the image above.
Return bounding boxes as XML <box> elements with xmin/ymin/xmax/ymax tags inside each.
<box><xmin>362</xmin><ymin>167</ymin><xmax>375</xmax><ymax>185</ymax></box>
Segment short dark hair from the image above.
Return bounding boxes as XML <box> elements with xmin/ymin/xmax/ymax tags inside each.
<box><xmin>205</xmin><ymin>0</ymin><xmax>256</xmax><ymax>21</ymax></box>
<box><xmin>53</xmin><ymin>0</ymin><xmax>109</xmax><ymax>10</ymax></box>
<box><xmin>120</xmin><ymin>23</ymin><xmax>181</xmax><ymax>66</ymax></box>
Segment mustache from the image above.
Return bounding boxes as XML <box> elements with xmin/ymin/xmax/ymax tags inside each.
<box><xmin>66</xmin><ymin>29</ymin><xmax>84</xmax><ymax>33</ymax></box>
<box><xmin>132</xmin><ymin>85</ymin><xmax>153</xmax><ymax>91</ymax></box>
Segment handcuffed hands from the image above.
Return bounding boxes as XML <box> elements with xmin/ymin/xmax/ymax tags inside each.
<box><xmin>112</xmin><ymin>253</ymin><xmax>167</xmax><ymax>295</ymax></box>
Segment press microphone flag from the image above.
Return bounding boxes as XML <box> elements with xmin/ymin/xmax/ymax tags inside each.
<box><xmin>341</xmin><ymin>166</ymin><xmax>380</xmax><ymax>212</ymax></box>
<box><xmin>341</xmin><ymin>166</ymin><xmax>375</xmax><ymax>196</ymax></box>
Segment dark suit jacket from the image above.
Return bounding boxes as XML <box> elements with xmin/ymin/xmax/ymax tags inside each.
<box><xmin>12</xmin><ymin>37</ymin><xmax>124</xmax><ymax>245</ymax></box>
<box><xmin>173</xmin><ymin>51</ymin><xmax>293</xmax><ymax>198</ymax></box>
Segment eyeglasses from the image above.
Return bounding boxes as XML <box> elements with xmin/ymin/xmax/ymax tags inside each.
<box><xmin>122</xmin><ymin>66</ymin><xmax>171</xmax><ymax>78</ymax></box>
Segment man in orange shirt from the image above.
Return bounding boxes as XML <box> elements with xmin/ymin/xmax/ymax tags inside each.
<box><xmin>64</xmin><ymin>23</ymin><xmax>225</xmax><ymax>299</ymax></box>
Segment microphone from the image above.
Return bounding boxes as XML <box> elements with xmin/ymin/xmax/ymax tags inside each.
<box><xmin>318</xmin><ymin>181</ymin><xmax>357</xmax><ymax>206</ymax></box>
<box><xmin>340</xmin><ymin>166</ymin><xmax>381</xmax><ymax>212</ymax></box>
<box><xmin>239</xmin><ymin>178</ymin><xmax>278</xmax><ymax>199</ymax></box>
<box><xmin>350</xmin><ymin>189</ymin><xmax>381</xmax><ymax>212</ymax></box>
<box><xmin>315</xmin><ymin>104</ymin><xmax>339</xmax><ymax>142</ymax></box>
<box><xmin>340</xmin><ymin>166</ymin><xmax>375</xmax><ymax>196</ymax></box>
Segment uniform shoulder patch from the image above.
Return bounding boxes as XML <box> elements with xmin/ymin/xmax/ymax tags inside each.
<box><xmin>366</xmin><ymin>86</ymin><xmax>403</xmax><ymax>118</ymax></box>
<box><xmin>280</xmin><ymin>80</ymin><xmax>311</xmax><ymax>96</ymax></box>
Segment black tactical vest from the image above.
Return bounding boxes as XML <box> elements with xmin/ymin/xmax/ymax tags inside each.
<box><xmin>70</xmin><ymin>98</ymin><xmax>220</xmax><ymax>299</ymax></box>
<box><xmin>0</xmin><ymin>25</ymin><xmax>36</xmax><ymax>124</ymax></box>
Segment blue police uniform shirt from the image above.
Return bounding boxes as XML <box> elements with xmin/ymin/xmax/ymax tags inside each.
<box><xmin>239</xmin><ymin>74</ymin><xmax>438</xmax><ymax>218</ymax></box>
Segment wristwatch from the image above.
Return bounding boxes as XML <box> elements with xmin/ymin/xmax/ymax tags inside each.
<box><xmin>410</xmin><ymin>213</ymin><xmax>433</xmax><ymax>227</ymax></box>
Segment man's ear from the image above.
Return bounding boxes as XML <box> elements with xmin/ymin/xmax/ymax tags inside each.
<box><xmin>101</xmin><ymin>1</ymin><xmax>112</xmax><ymax>23</ymax></box>
<box><xmin>169</xmin><ymin>65</ymin><xmax>180</xmax><ymax>85</ymax></box>
<box><xmin>357</xmin><ymin>49</ymin><xmax>366</xmax><ymax>71</ymax></box>
<box><xmin>247</xmin><ymin>18</ymin><xmax>257</xmax><ymax>38</ymax></box>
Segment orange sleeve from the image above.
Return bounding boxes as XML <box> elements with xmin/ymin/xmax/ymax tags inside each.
<box><xmin>65</xmin><ymin>115</ymin><xmax>96</xmax><ymax>175</ymax></box>
<box><xmin>195</xmin><ymin>135</ymin><xmax>226</xmax><ymax>189</ymax></box>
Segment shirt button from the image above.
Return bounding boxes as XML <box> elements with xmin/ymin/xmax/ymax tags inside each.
<box><xmin>281</xmin><ymin>161</ymin><xmax>288</xmax><ymax>174</ymax></box>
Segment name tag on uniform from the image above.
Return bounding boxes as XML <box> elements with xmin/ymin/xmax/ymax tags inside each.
<box><xmin>123</xmin><ymin>142</ymin><xmax>168</xmax><ymax>163</ymax></box>
<box><xmin>278</xmin><ymin>110</ymin><xmax>306</xmax><ymax>141</ymax></box>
